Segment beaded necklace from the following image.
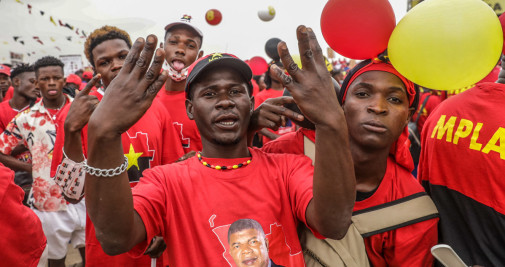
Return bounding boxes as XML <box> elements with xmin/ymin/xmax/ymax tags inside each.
<box><xmin>196</xmin><ymin>152</ymin><xmax>251</xmax><ymax>170</ymax></box>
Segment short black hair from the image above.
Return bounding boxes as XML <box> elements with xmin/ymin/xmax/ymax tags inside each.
<box><xmin>227</xmin><ymin>219</ymin><xmax>265</xmax><ymax>244</ymax></box>
<box><xmin>84</xmin><ymin>25</ymin><xmax>132</xmax><ymax>68</ymax></box>
<box><xmin>10</xmin><ymin>64</ymin><xmax>34</xmax><ymax>79</ymax></box>
<box><xmin>164</xmin><ymin>24</ymin><xmax>203</xmax><ymax>49</ymax></box>
<box><xmin>33</xmin><ymin>56</ymin><xmax>64</xmax><ymax>77</ymax></box>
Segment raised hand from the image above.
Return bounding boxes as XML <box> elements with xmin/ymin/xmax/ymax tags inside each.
<box><xmin>89</xmin><ymin>35</ymin><xmax>168</xmax><ymax>136</ymax></box>
<box><xmin>272</xmin><ymin>26</ymin><xmax>343</xmax><ymax>128</ymax></box>
<box><xmin>64</xmin><ymin>74</ymin><xmax>101</xmax><ymax>133</ymax></box>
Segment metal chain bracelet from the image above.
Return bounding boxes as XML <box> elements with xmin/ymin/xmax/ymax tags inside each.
<box><xmin>84</xmin><ymin>156</ymin><xmax>129</xmax><ymax>177</ymax></box>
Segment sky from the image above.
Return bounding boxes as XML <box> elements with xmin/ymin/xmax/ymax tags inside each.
<box><xmin>0</xmin><ymin>0</ymin><xmax>408</xmax><ymax>68</ymax></box>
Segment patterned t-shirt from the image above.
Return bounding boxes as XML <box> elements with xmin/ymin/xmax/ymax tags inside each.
<box><xmin>0</xmin><ymin>97</ymin><xmax>71</xmax><ymax>211</ymax></box>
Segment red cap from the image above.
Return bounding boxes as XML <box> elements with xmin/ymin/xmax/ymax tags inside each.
<box><xmin>66</xmin><ymin>74</ymin><xmax>82</xmax><ymax>86</ymax></box>
<box><xmin>247</xmin><ymin>56</ymin><xmax>268</xmax><ymax>76</ymax></box>
<box><xmin>0</xmin><ymin>65</ymin><xmax>11</xmax><ymax>77</ymax></box>
<box><xmin>82</xmin><ymin>71</ymin><xmax>93</xmax><ymax>80</ymax></box>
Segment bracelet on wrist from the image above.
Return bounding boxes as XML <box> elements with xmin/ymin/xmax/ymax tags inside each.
<box><xmin>84</xmin><ymin>156</ymin><xmax>128</xmax><ymax>177</ymax></box>
<box><xmin>62</xmin><ymin>148</ymin><xmax>87</xmax><ymax>164</ymax></box>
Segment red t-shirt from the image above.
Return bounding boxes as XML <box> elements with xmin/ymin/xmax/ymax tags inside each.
<box><xmin>254</xmin><ymin>88</ymin><xmax>296</xmax><ymax>144</ymax></box>
<box><xmin>156</xmin><ymin>87</ymin><xmax>202</xmax><ymax>154</ymax></box>
<box><xmin>3</xmin><ymin>86</ymin><xmax>13</xmax><ymax>102</ymax></box>
<box><xmin>131</xmin><ymin>148</ymin><xmax>315</xmax><ymax>266</ymax></box>
<box><xmin>0</xmin><ymin>163</ymin><xmax>46</xmax><ymax>267</ymax></box>
<box><xmin>354</xmin><ymin>158</ymin><xmax>437</xmax><ymax>267</ymax></box>
<box><xmin>0</xmin><ymin>100</ymin><xmax>27</xmax><ymax>132</ymax></box>
<box><xmin>262</xmin><ymin>128</ymin><xmax>315</xmax><ymax>155</ymax></box>
<box><xmin>418</xmin><ymin>82</ymin><xmax>505</xmax><ymax>266</ymax></box>
<box><xmin>262</xmin><ymin>128</ymin><xmax>438</xmax><ymax>266</ymax></box>
<box><xmin>50</xmin><ymin>91</ymin><xmax>184</xmax><ymax>267</ymax></box>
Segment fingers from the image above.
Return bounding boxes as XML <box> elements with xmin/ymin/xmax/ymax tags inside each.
<box><xmin>139</xmin><ymin>48</ymin><xmax>165</xmax><ymax>90</ymax></box>
<box><xmin>79</xmin><ymin>74</ymin><xmax>101</xmax><ymax>97</ymax></box>
<box><xmin>264</xmin><ymin>96</ymin><xmax>295</xmax><ymax>106</ymax></box>
<box><xmin>144</xmin><ymin>236</ymin><xmax>166</xmax><ymax>258</ymax></box>
<box><xmin>132</xmin><ymin>35</ymin><xmax>158</xmax><ymax>79</ymax></box>
<box><xmin>122</xmin><ymin>37</ymin><xmax>145</xmax><ymax>73</ymax></box>
<box><xmin>145</xmin><ymin>70</ymin><xmax>168</xmax><ymax>99</ymax></box>
<box><xmin>296</xmin><ymin>25</ymin><xmax>316</xmax><ymax>72</ymax></box>
<box><xmin>306</xmin><ymin>28</ymin><xmax>326</xmax><ymax>72</ymax></box>
<box><xmin>271</xmin><ymin>64</ymin><xmax>293</xmax><ymax>87</ymax></box>
<box><xmin>277</xmin><ymin>42</ymin><xmax>302</xmax><ymax>80</ymax></box>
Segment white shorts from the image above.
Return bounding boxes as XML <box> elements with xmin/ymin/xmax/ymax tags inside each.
<box><xmin>33</xmin><ymin>201</ymin><xmax>86</xmax><ymax>260</ymax></box>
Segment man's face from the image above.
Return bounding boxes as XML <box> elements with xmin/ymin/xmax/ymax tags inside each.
<box><xmin>14</xmin><ymin>71</ymin><xmax>38</xmax><ymax>100</ymax></box>
<box><xmin>164</xmin><ymin>27</ymin><xmax>202</xmax><ymax>73</ymax></box>
<box><xmin>186</xmin><ymin>66</ymin><xmax>252</xmax><ymax>147</ymax></box>
<box><xmin>0</xmin><ymin>73</ymin><xmax>11</xmax><ymax>93</ymax></box>
<box><xmin>92</xmin><ymin>39</ymin><xmax>130</xmax><ymax>87</ymax></box>
<box><xmin>229</xmin><ymin>228</ymin><xmax>269</xmax><ymax>267</ymax></box>
<box><xmin>36</xmin><ymin>66</ymin><xmax>65</xmax><ymax>101</ymax></box>
<box><xmin>343</xmin><ymin>70</ymin><xmax>412</xmax><ymax>150</ymax></box>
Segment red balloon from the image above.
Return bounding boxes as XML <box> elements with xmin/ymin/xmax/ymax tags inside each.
<box><xmin>320</xmin><ymin>0</ymin><xmax>396</xmax><ymax>59</ymax></box>
<box><xmin>206</xmin><ymin>9</ymin><xmax>222</xmax><ymax>26</ymax></box>
<box><xmin>248</xmin><ymin>56</ymin><xmax>268</xmax><ymax>76</ymax></box>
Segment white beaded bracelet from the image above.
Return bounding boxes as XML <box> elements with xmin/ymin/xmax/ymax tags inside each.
<box><xmin>84</xmin><ymin>156</ymin><xmax>129</xmax><ymax>177</ymax></box>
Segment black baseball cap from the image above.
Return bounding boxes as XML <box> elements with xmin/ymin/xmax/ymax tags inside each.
<box><xmin>185</xmin><ymin>53</ymin><xmax>253</xmax><ymax>99</ymax></box>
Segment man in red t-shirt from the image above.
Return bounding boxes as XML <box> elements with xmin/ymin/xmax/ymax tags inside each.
<box><xmin>156</xmin><ymin>17</ymin><xmax>204</xmax><ymax>154</ymax></box>
<box><xmin>0</xmin><ymin>64</ymin><xmax>39</xmax><ymax>132</ymax></box>
<box><xmin>0</xmin><ymin>64</ymin><xmax>11</xmax><ymax>102</ymax></box>
<box><xmin>418</xmin><ymin>82</ymin><xmax>505</xmax><ymax>266</ymax></box>
<box><xmin>50</xmin><ymin>26</ymin><xmax>183</xmax><ymax>267</ymax></box>
<box><xmin>263</xmin><ymin>58</ymin><xmax>438</xmax><ymax>266</ymax></box>
<box><xmin>0</xmin><ymin>162</ymin><xmax>47</xmax><ymax>267</ymax></box>
<box><xmin>83</xmin><ymin>27</ymin><xmax>356</xmax><ymax>266</ymax></box>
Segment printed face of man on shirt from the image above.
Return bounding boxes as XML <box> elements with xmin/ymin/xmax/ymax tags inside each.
<box><xmin>229</xmin><ymin>228</ymin><xmax>269</xmax><ymax>267</ymax></box>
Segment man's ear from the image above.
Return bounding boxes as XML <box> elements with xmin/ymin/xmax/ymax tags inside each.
<box><xmin>12</xmin><ymin>77</ymin><xmax>20</xmax><ymax>88</ymax></box>
<box><xmin>197</xmin><ymin>50</ymin><xmax>204</xmax><ymax>59</ymax></box>
<box><xmin>186</xmin><ymin>99</ymin><xmax>194</xmax><ymax>120</ymax></box>
<box><xmin>406</xmin><ymin>106</ymin><xmax>416</xmax><ymax>126</ymax></box>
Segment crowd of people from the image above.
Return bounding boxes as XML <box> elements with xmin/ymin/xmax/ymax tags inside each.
<box><xmin>0</xmin><ymin>15</ymin><xmax>504</xmax><ymax>267</ymax></box>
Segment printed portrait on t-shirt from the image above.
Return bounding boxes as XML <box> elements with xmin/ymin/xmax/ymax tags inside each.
<box><xmin>227</xmin><ymin>219</ymin><xmax>285</xmax><ymax>267</ymax></box>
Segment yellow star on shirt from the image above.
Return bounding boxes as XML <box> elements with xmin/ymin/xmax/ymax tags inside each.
<box><xmin>125</xmin><ymin>144</ymin><xmax>143</xmax><ymax>170</ymax></box>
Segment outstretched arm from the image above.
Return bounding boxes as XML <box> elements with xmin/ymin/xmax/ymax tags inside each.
<box><xmin>274</xmin><ymin>26</ymin><xmax>356</xmax><ymax>239</ymax></box>
<box><xmin>85</xmin><ymin>35</ymin><xmax>168</xmax><ymax>255</ymax></box>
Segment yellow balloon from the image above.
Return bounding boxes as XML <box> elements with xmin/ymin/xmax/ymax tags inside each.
<box><xmin>291</xmin><ymin>54</ymin><xmax>333</xmax><ymax>72</ymax></box>
<box><xmin>291</xmin><ymin>54</ymin><xmax>302</xmax><ymax>69</ymax></box>
<box><xmin>388</xmin><ymin>0</ymin><xmax>503</xmax><ymax>91</ymax></box>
